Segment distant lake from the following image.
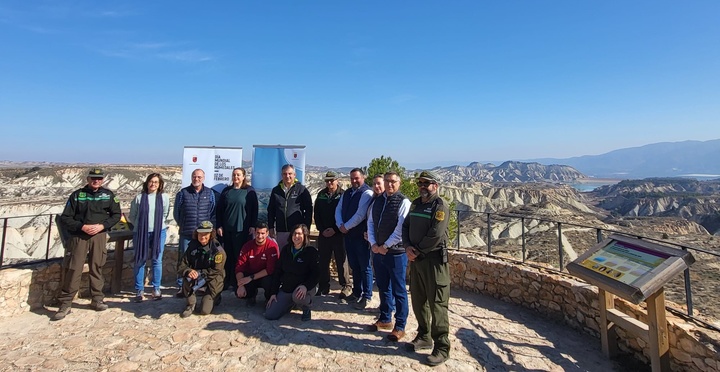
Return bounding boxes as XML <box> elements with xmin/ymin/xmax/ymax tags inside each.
<box><xmin>570</xmin><ymin>179</ymin><xmax>621</xmax><ymax>192</ymax></box>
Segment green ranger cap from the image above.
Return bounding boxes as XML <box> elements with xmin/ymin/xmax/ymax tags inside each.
<box><xmin>196</xmin><ymin>221</ymin><xmax>214</xmax><ymax>232</ymax></box>
<box><xmin>417</xmin><ymin>170</ymin><xmax>440</xmax><ymax>184</ymax></box>
<box><xmin>88</xmin><ymin>168</ymin><xmax>105</xmax><ymax>178</ymax></box>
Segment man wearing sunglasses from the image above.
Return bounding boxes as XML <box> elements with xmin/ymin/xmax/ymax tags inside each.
<box><xmin>54</xmin><ymin>168</ymin><xmax>121</xmax><ymax>321</ymax></box>
<box><xmin>402</xmin><ymin>170</ymin><xmax>451</xmax><ymax>366</ymax></box>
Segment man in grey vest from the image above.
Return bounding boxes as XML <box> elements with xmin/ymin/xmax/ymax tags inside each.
<box><xmin>366</xmin><ymin>171</ymin><xmax>411</xmax><ymax>342</ymax></box>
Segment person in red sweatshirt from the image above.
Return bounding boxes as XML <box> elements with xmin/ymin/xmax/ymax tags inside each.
<box><xmin>234</xmin><ymin>222</ymin><xmax>280</xmax><ymax>307</ymax></box>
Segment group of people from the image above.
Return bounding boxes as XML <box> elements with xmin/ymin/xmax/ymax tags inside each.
<box><xmin>53</xmin><ymin>165</ymin><xmax>452</xmax><ymax>366</ymax></box>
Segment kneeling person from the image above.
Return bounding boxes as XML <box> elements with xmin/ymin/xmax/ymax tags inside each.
<box><xmin>235</xmin><ymin>222</ymin><xmax>279</xmax><ymax>307</ymax></box>
<box><xmin>178</xmin><ymin>221</ymin><xmax>226</xmax><ymax>317</ymax></box>
<box><xmin>265</xmin><ymin>224</ymin><xmax>319</xmax><ymax>321</ymax></box>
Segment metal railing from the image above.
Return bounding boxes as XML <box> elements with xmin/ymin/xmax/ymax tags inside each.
<box><xmin>0</xmin><ymin>213</ymin><xmax>62</xmax><ymax>268</ymax></box>
<box><xmin>2</xmin><ymin>209</ymin><xmax>719</xmax><ymax>325</ymax></box>
<box><xmin>453</xmin><ymin>210</ymin><xmax>720</xmax><ymax>322</ymax></box>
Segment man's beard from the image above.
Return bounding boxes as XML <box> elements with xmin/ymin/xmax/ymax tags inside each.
<box><xmin>420</xmin><ymin>190</ymin><xmax>430</xmax><ymax>199</ymax></box>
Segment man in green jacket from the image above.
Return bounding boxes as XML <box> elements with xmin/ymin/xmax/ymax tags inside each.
<box><xmin>402</xmin><ymin>170</ymin><xmax>451</xmax><ymax>366</ymax></box>
<box><xmin>54</xmin><ymin>168</ymin><xmax>121</xmax><ymax>321</ymax></box>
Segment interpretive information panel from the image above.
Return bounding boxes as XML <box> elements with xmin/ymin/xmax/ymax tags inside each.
<box><xmin>579</xmin><ymin>240</ymin><xmax>670</xmax><ymax>286</ymax></box>
<box><xmin>568</xmin><ymin>234</ymin><xmax>694</xmax><ymax>303</ymax></box>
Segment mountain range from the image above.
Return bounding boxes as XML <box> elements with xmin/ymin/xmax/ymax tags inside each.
<box><xmin>527</xmin><ymin>139</ymin><xmax>720</xmax><ymax>179</ymax></box>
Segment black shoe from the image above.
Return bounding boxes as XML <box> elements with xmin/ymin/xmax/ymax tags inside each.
<box><xmin>353</xmin><ymin>298</ymin><xmax>368</xmax><ymax>310</ymax></box>
<box><xmin>426</xmin><ymin>353</ymin><xmax>448</xmax><ymax>366</ymax></box>
<box><xmin>180</xmin><ymin>305</ymin><xmax>194</xmax><ymax>318</ymax></box>
<box><xmin>301</xmin><ymin>307</ymin><xmax>311</xmax><ymax>321</ymax></box>
<box><xmin>52</xmin><ymin>306</ymin><xmax>71</xmax><ymax>321</ymax></box>
<box><xmin>175</xmin><ymin>289</ymin><xmax>184</xmax><ymax>298</ymax></box>
<box><xmin>316</xmin><ymin>288</ymin><xmax>329</xmax><ymax>296</ymax></box>
<box><xmin>338</xmin><ymin>286</ymin><xmax>352</xmax><ymax>300</ymax></box>
<box><xmin>343</xmin><ymin>294</ymin><xmax>359</xmax><ymax>303</ymax></box>
<box><xmin>407</xmin><ymin>336</ymin><xmax>433</xmax><ymax>352</ymax></box>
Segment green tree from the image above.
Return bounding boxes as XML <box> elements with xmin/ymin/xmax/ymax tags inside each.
<box><xmin>364</xmin><ymin>155</ymin><xmax>457</xmax><ymax>246</ymax></box>
<box><xmin>363</xmin><ymin>155</ymin><xmax>418</xmax><ymax>200</ymax></box>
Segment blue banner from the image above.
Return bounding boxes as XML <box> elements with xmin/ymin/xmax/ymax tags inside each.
<box><xmin>252</xmin><ymin>145</ymin><xmax>306</xmax><ymax>223</ymax></box>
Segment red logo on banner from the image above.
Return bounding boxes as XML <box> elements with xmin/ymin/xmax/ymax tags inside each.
<box><xmin>293</xmin><ymin>153</ymin><xmax>297</xmax><ymax>159</ymax></box>
<box><xmin>192</xmin><ymin>156</ymin><xmax>198</xmax><ymax>163</ymax></box>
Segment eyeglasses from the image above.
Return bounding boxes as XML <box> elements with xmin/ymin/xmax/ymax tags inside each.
<box><xmin>417</xmin><ymin>181</ymin><xmax>435</xmax><ymax>187</ymax></box>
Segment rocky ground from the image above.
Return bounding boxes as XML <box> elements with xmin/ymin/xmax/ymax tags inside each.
<box><xmin>0</xmin><ymin>285</ymin><xmax>624</xmax><ymax>371</ymax></box>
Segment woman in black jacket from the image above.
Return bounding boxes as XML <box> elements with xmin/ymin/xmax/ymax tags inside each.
<box><xmin>265</xmin><ymin>224</ymin><xmax>319</xmax><ymax>321</ymax></box>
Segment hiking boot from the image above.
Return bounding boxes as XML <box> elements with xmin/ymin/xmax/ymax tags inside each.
<box><xmin>339</xmin><ymin>286</ymin><xmax>352</xmax><ymax>300</ymax></box>
<box><xmin>343</xmin><ymin>294</ymin><xmax>359</xmax><ymax>303</ymax></box>
<box><xmin>366</xmin><ymin>320</ymin><xmax>393</xmax><ymax>332</ymax></box>
<box><xmin>407</xmin><ymin>336</ymin><xmax>433</xmax><ymax>352</ymax></box>
<box><xmin>152</xmin><ymin>289</ymin><xmax>162</xmax><ymax>300</ymax></box>
<box><xmin>387</xmin><ymin>328</ymin><xmax>406</xmax><ymax>342</ymax></box>
<box><xmin>90</xmin><ymin>301</ymin><xmax>108</xmax><ymax>311</ymax></box>
<box><xmin>180</xmin><ymin>305</ymin><xmax>194</xmax><ymax>318</ymax></box>
<box><xmin>134</xmin><ymin>290</ymin><xmax>144</xmax><ymax>303</ymax></box>
<box><xmin>353</xmin><ymin>298</ymin><xmax>368</xmax><ymax>310</ymax></box>
<box><xmin>301</xmin><ymin>307</ymin><xmax>312</xmax><ymax>321</ymax></box>
<box><xmin>52</xmin><ymin>306</ymin><xmax>71</xmax><ymax>321</ymax></box>
<box><xmin>426</xmin><ymin>353</ymin><xmax>448</xmax><ymax>366</ymax></box>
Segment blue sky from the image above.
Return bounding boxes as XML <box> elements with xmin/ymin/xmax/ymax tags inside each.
<box><xmin>1</xmin><ymin>1</ymin><xmax>719</xmax><ymax>168</ymax></box>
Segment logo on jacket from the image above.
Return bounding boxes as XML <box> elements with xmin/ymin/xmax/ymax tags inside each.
<box><xmin>435</xmin><ymin>211</ymin><xmax>445</xmax><ymax>221</ymax></box>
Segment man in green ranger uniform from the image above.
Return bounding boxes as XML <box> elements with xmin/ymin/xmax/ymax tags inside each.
<box><xmin>54</xmin><ymin>168</ymin><xmax>122</xmax><ymax>321</ymax></box>
<box><xmin>402</xmin><ymin>170</ymin><xmax>451</xmax><ymax>366</ymax></box>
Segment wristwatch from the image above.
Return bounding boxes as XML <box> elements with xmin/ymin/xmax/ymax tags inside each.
<box><xmin>249</xmin><ymin>274</ymin><xmax>255</xmax><ymax>281</ymax></box>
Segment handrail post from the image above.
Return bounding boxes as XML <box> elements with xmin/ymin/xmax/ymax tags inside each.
<box><xmin>521</xmin><ymin>217</ymin><xmax>526</xmax><ymax>262</ymax></box>
<box><xmin>558</xmin><ymin>222</ymin><xmax>563</xmax><ymax>271</ymax></box>
<box><xmin>0</xmin><ymin>218</ymin><xmax>7</xmax><ymax>267</ymax></box>
<box><xmin>46</xmin><ymin>214</ymin><xmax>53</xmax><ymax>262</ymax></box>
<box><xmin>486</xmin><ymin>212</ymin><xmax>492</xmax><ymax>255</ymax></box>
<box><xmin>455</xmin><ymin>209</ymin><xmax>460</xmax><ymax>249</ymax></box>
<box><xmin>682</xmin><ymin>247</ymin><xmax>693</xmax><ymax>316</ymax></box>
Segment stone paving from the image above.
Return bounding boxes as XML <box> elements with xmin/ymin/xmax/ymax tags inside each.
<box><xmin>0</xmin><ymin>285</ymin><xmax>621</xmax><ymax>371</ymax></box>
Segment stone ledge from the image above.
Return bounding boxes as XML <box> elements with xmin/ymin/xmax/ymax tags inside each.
<box><xmin>448</xmin><ymin>250</ymin><xmax>720</xmax><ymax>372</ymax></box>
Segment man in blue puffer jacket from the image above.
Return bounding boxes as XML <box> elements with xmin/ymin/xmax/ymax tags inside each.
<box><xmin>174</xmin><ymin>169</ymin><xmax>218</xmax><ymax>294</ymax></box>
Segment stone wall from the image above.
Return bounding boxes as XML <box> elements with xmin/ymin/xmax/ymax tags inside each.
<box><xmin>449</xmin><ymin>250</ymin><xmax>720</xmax><ymax>372</ymax></box>
<box><xmin>0</xmin><ymin>246</ymin><xmax>180</xmax><ymax>318</ymax></box>
<box><xmin>1</xmin><ymin>246</ymin><xmax>718</xmax><ymax>371</ymax></box>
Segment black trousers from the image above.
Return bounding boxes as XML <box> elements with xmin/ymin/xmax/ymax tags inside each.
<box><xmin>223</xmin><ymin>230</ymin><xmax>250</xmax><ymax>288</ymax></box>
<box><xmin>317</xmin><ymin>233</ymin><xmax>349</xmax><ymax>292</ymax></box>
<box><xmin>239</xmin><ymin>274</ymin><xmax>273</xmax><ymax>300</ymax></box>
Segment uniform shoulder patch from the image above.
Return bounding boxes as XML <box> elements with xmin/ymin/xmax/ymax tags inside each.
<box><xmin>435</xmin><ymin>210</ymin><xmax>445</xmax><ymax>221</ymax></box>
<box><xmin>113</xmin><ymin>196</ymin><xmax>120</xmax><ymax>203</ymax></box>
<box><xmin>214</xmin><ymin>253</ymin><xmax>224</xmax><ymax>264</ymax></box>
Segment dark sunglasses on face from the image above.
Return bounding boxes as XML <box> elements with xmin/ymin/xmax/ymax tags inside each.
<box><xmin>417</xmin><ymin>181</ymin><xmax>435</xmax><ymax>187</ymax></box>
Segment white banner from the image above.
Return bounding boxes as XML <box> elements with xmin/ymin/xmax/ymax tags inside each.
<box><xmin>182</xmin><ymin>146</ymin><xmax>243</xmax><ymax>193</ymax></box>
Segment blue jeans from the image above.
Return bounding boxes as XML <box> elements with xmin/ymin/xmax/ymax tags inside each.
<box><xmin>374</xmin><ymin>252</ymin><xmax>408</xmax><ymax>330</ymax></box>
<box><xmin>134</xmin><ymin>229</ymin><xmax>167</xmax><ymax>291</ymax></box>
<box><xmin>344</xmin><ymin>236</ymin><xmax>373</xmax><ymax>300</ymax></box>
<box><xmin>177</xmin><ymin>234</ymin><xmax>192</xmax><ymax>287</ymax></box>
